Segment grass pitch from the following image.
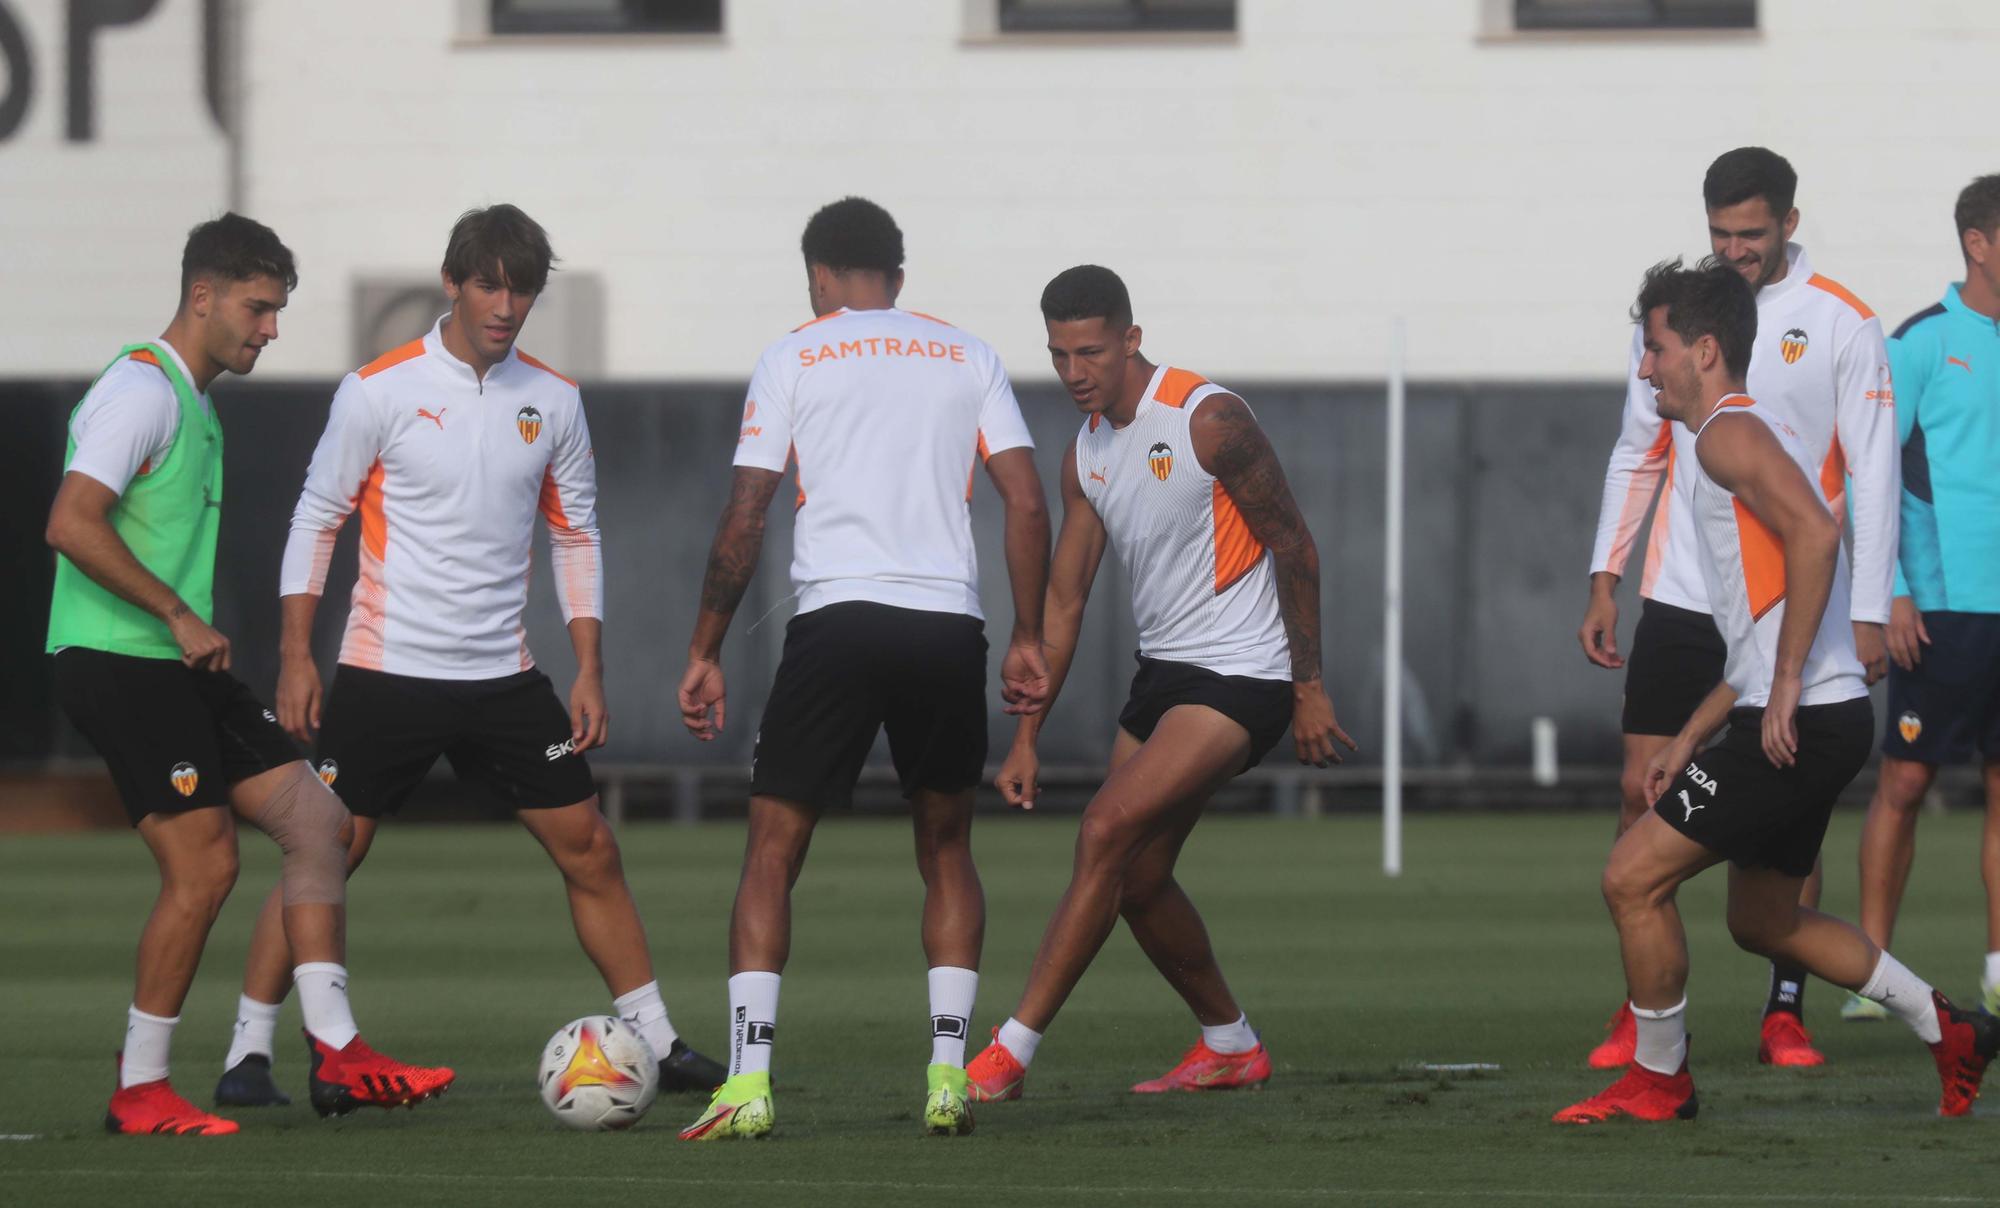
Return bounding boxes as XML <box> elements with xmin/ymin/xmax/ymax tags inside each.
<box><xmin>2</xmin><ymin>809</ymin><xmax>1996</xmax><ymax>1206</ymax></box>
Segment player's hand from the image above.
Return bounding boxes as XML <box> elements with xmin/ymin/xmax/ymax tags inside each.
<box><xmin>1852</xmin><ymin>620</ymin><xmax>1889</xmax><ymax>686</ymax></box>
<box><xmin>1578</xmin><ymin>585</ymin><xmax>1623</xmax><ymax>669</ymax></box>
<box><xmin>275</xmin><ymin>652</ymin><xmax>323</xmax><ymax>744</ymax></box>
<box><xmin>1762</xmin><ymin>672</ymin><xmax>1803</xmax><ymax>768</ymax></box>
<box><xmin>168</xmin><ymin>607</ymin><xmax>231</xmax><ymax>672</ymax></box>
<box><xmin>995</xmin><ymin>739</ymin><xmax>1041</xmax><ymax>810</ymax></box>
<box><xmin>1000</xmin><ymin>638</ymin><xmax>1051</xmax><ymax>716</ymax></box>
<box><xmin>1643</xmin><ymin>736</ymin><xmax>1694</xmax><ymax>806</ymax></box>
<box><xmin>1292</xmin><ymin>679</ymin><xmax>1358</xmax><ymax>768</ymax></box>
<box><xmin>678</xmin><ymin>657</ymin><xmax>726</xmax><ymax>741</ymax></box>
<box><xmin>569</xmin><ymin>667</ymin><xmax>609</xmax><ymax>752</ymax></box>
<box><xmin>1886</xmin><ymin>596</ymin><xmax>1928</xmax><ymax>672</ymax></box>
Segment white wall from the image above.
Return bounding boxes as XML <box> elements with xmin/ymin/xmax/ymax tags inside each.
<box><xmin>4</xmin><ymin>0</ymin><xmax>1995</xmax><ymax>381</ymax></box>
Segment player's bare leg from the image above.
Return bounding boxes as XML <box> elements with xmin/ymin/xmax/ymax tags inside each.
<box><xmin>912</xmin><ymin>787</ymin><xmax>981</xmax><ymax>1134</ymax></box>
<box><xmin>519</xmin><ymin>796</ymin><xmax>652</xmax><ymax>995</ymax></box>
<box><xmin>1982</xmin><ymin>761</ymin><xmax>2000</xmax><ymax>1011</ymax></box>
<box><xmin>1615</xmin><ymin>734</ymin><xmax>1676</xmax><ymax>836</ymax></box>
<box><xmin>133</xmin><ymin>808</ymin><xmax>242</xmax><ymax>1021</ymax></box>
<box><xmin>1844</xmin><ymin>756</ymin><xmax>1937</xmax><ymax>1023</ymax></box>
<box><xmin>729</xmin><ymin>795</ymin><xmax>816</xmax><ymax>973</ymax></box>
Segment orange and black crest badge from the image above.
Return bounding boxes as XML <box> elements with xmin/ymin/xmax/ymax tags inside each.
<box><xmin>517</xmin><ymin>406</ymin><xmax>544</xmax><ymax>444</ymax></box>
<box><xmin>1898</xmin><ymin>711</ymin><xmax>1922</xmax><ymax>743</ymax></box>
<box><xmin>316</xmin><ymin>759</ymin><xmax>339</xmax><ymax>787</ymax></box>
<box><xmin>1780</xmin><ymin>328</ymin><xmax>1809</xmax><ymax>364</ymax></box>
<box><xmin>169</xmin><ymin>761</ymin><xmax>199</xmax><ymax>798</ymax></box>
<box><xmin>1148</xmin><ymin>442</ymin><xmax>1174</xmax><ymax>481</ymax></box>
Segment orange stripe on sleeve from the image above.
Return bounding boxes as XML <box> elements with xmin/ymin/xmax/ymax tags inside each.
<box><xmin>790</xmin><ymin>312</ymin><xmax>841</xmax><ymax>334</ymax></box>
<box><xmin>346</xmin><ymin>459</ymin><xmax>389</xmax><ymax>670</ymax></box>
<box><xmin>1734</xmin><ymin>498</ymin><xmax>1787</xmax><ymax>620</ymax></box>
<box><xmin>790</xmin><ymin>443</ymin><xmax>805</xmax><ymax>509</ymax></box>
<box><xmin>357</xmin><ymin>460</ymin><xmax>387</xmax><ymax>561</ymax></box>
<box><xmin>128</xmin><ymin>348</ymin><xmax>161</xmax><ymax>366</ymax></box>
<box><xmin>1212</xmin><ymin>481</ymin><xmax>1266</xmax><ymax>593</ymax></box>
<box><xmin>1153</xmin><ymin>367</ymin><xmax>1210</xmax><ymax>409</ymax></box>
<box><xmin>358</xmin><ymin>338</ymin><xmax>426</xmax><ymax>379</ymax></box>
<box><xmin>1818</xmin><ymin>434</ymin><xmax>1847</xmax><ymax>515</ymax></box>
<box><xmin>517</xmin><ymin>350</ymin><xmax>578</xmax><ymax>387</ymax></box>
<box><xmin>1806</xmin><ymin>274</ymin><xmax>1875</xmax><ymax>321</ymax></box>
<box><xmin>907</xmin><ymin>310</ymin><xmax>954</xmax><ymax>327</ymax></box>
<box><xmin>1608</xmin><ymin>422</ymin><xmax>1673</xmax><ymax>572</ymax></box>
<box><xmin>537</xmin><ymin>467</ymin><xmax>571</xmax><ymax>529</ymax></box>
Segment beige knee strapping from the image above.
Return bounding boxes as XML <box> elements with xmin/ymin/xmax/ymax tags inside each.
<box><xmin>245</xmin><ymin>762</ymin><xmax>351</xmax><ymax>907</ymax></box>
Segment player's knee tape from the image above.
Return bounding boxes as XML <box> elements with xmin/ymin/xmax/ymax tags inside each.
<box><xmin>247</xmin><ymin>762</ymin><xmax>352</xmax><ymax>907</ymax></box>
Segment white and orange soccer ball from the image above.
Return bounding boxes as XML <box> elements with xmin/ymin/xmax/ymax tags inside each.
<box><xmin>537</xmin><ymin>1016</ymin><xmax>659</xmax><ymax>1131</ymax></box>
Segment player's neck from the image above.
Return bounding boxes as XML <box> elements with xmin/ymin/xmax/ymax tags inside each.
<box><xmin>439</xmin><ymin>309</ymin><xmax>504</xmax><ymax>381</ymax></box>
<box><xmin>1959</xmin><ymin>270</ymin><xmax>2000</xmax><ymax>320</ymax></box>
<box><xmin>155</xmin><ymin>322</ymin><xmax>219</xmax><ymax>393</ymax></box>
<box><xmin>1105</xmin><ymin>354</ymin><xmax>1156</xmax><ymax>428</ymax></box>
<box><xmin>1688</xmin><ymin>380</ymin><xmax>1750</xmax><ymax>429</ymax></box>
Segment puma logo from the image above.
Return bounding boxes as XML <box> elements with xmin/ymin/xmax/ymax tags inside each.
<box><xmin>1087</xmin><ymin>467</ymin><xmax>1107</xmax><ymax>484</ymax></box>
<box><xmin>1678</xmin><ymin>789</ymin><xmax>1704</xmax><ymax>823</ymax></box>
<box><xmin>417</xmin><ymin>407</ymin><xmax>447</xmax><ymax>430</ymax></box>
<box><xmin>1948</xmin><ymin>356</ymin><xmax>1973</xmax><ymax>373</ymax></box>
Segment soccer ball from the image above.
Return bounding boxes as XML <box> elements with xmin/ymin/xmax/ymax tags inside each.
<box><xmin>537</xmin><ymin>1016</ymin><xmax>659</xmax><ymax>1130</ymax></box>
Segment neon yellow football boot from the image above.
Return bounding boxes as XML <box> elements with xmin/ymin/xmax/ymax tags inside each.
<box><xmin>679</xmin><ymin>1072</ymin><xmax>773</xmax><ymax>1141</ymax></box>
<box><xmin>923</xmin><ymin>1063</ymin><xmax>974</xmax><ymax>1136</ymax></box>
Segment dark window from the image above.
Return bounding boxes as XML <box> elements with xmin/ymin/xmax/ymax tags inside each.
<box><xmin>999</xmin><ymin>0</ymin><xmax>1236</xmax><ymax>34</ymax></box>
<box><xmin>1514</xmin><ymin>0</ymin><xmax>1754</xmax><ymax>30</ymax></box>
<box><xmin>490</xmin><ymin>0</ymin><xmax>722</xmax><ymax>35</ymax></box>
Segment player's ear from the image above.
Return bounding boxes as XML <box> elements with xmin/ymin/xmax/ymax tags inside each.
<box><xmin>1124</xmin><ymin>323</ymin><xmax>1142</xmax><ymax>357</ymax></box>
<box><xmin>1781</xmin><ymin>206</ymin><xmax>1800</xmax><ymax>242</ymax></box>
<box><xmin>439</xmin><ymin>268</ymin><xmax>461</xmax><ymax>304</ymax></box>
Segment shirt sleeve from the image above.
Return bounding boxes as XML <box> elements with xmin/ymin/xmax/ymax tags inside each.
<box><xmin>539</xmin><ymin>392</ymin><xmax>604</xmax><ymax>624</ymax></box>
<box><xmin>1888</xmin><ymin>329</ymin><xmax>1939</xmax><ymax>603</ymax></box>
<box><xmin>1587</xmin><ymin>327</ymin><xmax>1672</xmax><ymax>579</ymax></box>
<box><xmin>733</xmin><ymin>346</ymin><xmax>795</xmax><ymax>474</ymax></box>
<box><xmin>65</xmin><ymin>365</ymin><xmax>181</xmax><ymax>497</ymax></box>
<box><xmin>1835</xmin><ymin>315</ymin><xmax>1900</xmax><ymax>623</ymax></box>
<box><xmin>975</xmin><ymin>344</ymin><xmax>1033</xmax><ymax>459</ymax></box>
<box><xmin>279</xmin><ymin>373</ymin><xmax>383</xmax><ymax>597</ymax></box>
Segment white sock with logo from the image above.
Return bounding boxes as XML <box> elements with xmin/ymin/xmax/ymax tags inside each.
<box><xmin>997</xmin><ymin>1017</ymin><xmax>1043</xmax><ymax>1068</ymax></box>
<box><xmin>294</xmin><ymin>962</ymin><xmax>359</xmax><ymax>1050</ymax></box>
<box><xmin>927</xmin><ymin>966</ymin><xmax>978</xmax><ymax>1067</ymax></box>
<box><xmin>1861</xmin><ymin>951</ymin><xmax>1941</xmax><ymax>1044</ymax></box>
<box><xmin>122</xmin><ymin>1006</ymin><xmax>177</xmax><ymax>1087</ymax></box>
<box><xmin>1984</xmin><ymin>951</ymin><xmax>2000</xmax><ymax>990</ymax></box>
<box><xmin>612</xmin><ymin>980</ymin><xmax>679</xmax><ymax>1062</ymax></box>
<box><xmin>1630</xmin><ymin>999</ymin><xmax>1687</xmax><ymax>1075</ymax></box>
<box><xmin>224</xmin><ymin>994</ymin><xmax>282</xmax><ymax>1069</ymax></box>
<box><xmin>1201</xmin><ymin>1013</ymin><xmax>1259</xmax><ymax>1055</ymax></box>
<box><xmin>727</xmin><ymin>971</ymin><xmax>781</xmax><ymax>1078</ymax></box>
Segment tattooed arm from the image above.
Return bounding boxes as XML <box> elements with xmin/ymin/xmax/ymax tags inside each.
<box><xmin>1191</xmin><ymin>394</ymin><xmax>1356</xmax><ymax>767</ymax></box>
<box><xmin>678</xmin><ymin>465</ymin><xmax>785</xmax><ymax>740</ymax></box>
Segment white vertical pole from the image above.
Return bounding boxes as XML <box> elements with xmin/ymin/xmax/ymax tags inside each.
<box><xmin>1384</xmin><ymin>318</ymin><xmax>1406</xmax><ymax>877</ymax></box>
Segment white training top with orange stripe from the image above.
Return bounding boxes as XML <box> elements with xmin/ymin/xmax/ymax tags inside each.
<box><xmin>1590</xmin><ymin>244</ymin><xmax>1899</xmax><ymax>623</ymax></box>
<box><xmin>278</xmin><ymin>317</ymin><xmax>601</xmax><ymax>680</ymax></box>
<box><xmin>1075</xmin><ymin>365</ymin><xmax>1290</xmax><ymax>682</ymax></box>
<box><xmin>733</xmin><ymin>306</ymin><xmax>1032</xmax><ymax>619</ymax></box>
<box><xmin>1688</xmin><ymin>396</ymin><xmax>1866</xmax><ymax>710</ymax></box>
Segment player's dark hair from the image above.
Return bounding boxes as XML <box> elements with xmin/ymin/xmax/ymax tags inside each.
<box><xmin>180</xmin><ymin>212</ymin><xmax>297</xmax><ymax>296</ymax></box>
<box><xmin>1702</xmin><ymin>146</ymin><xmax>1797</xmax><ymax>218</ymax></box>
<box><xmin>1954</xmin><ymin>174</ymin><xmax>2000</xmax><ymax>249</ymax></box>
<box><xmin>1632</xmin><ymin>256</ymin><xmax>1757</xmax><ymax>379</ymax></box>
<box><xmin>442</xmin><ymin>204</ymin><xmax>556</xmax><ymax>294</ymax></box>
<box><xmin>800</xmin><ymin>197</ymin><xmax>904</xmax><ymax>275</ymax></box>
<box><xmin>1040</xmin><ymin>265</ymin><xmax>1133</xmax><ymax>328</ymax></box>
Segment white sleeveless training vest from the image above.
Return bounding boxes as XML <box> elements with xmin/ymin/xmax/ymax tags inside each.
<box><xmin>1687</xmin><ymin>395</ymin><xmax>1867</xmax><ymax>710</ymax></box>
<box><xmin>1075</xmin><ymin>365</ymin><xmax>1291</xmax><ymax>681</ymax></box>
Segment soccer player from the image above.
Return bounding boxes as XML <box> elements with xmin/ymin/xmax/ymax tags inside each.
<box><xmin>1845</xmin><ymin>174</ymin><xmax>2000</xmax><ymax>1020</ymax></box>
<box><xmin>1555</xmin><ymin>258</ymin><xmax>1994</xmax><ymax>1124</ymax></box>
<box><xmin>45</xmin><ymin>214</ymin><xmax>452</xmax><ymax>1135</ymax></box>
<box><xmin>675</xmin><ymin>197</ymin><xmax>1051</xmax><ymax>1140</ymax></box>
<box><xmin>963</xmin><ymin>265</ymin><xmax>1355</xmax><ymax>1103</ymax></box>
<box><xmin>213</xmin><ymin>204</ymin><xmax>722</xmax><ymax>1107</ymax></box>
<box><xmin>1577</xmin><ymin>148</ymin><xmax>1897</xmax><ymax>1068</ymax></box>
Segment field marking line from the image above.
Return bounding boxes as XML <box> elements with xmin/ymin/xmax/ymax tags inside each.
<box><xmin>22</xmin><ymin>1167</ymin><xmax>1994</xmax><ymax>1204</ymax></box>
<box><xmin>0</xmin><ymin>1134</ymin><xmax>43</xmax><ymax>1140</ymax></box>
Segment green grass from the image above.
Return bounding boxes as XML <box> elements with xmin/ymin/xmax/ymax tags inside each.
<box><xmin>2</xmin><ymin>810</ymin><xmax>1997</xmax><ymax>1206</ymax></box>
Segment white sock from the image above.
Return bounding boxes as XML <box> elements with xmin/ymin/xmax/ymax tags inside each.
<box><xmin>223</xmin><ymin>995</ymin><xmax>281</xmax><ymax>1070</ymax></box>
<box><xmin>997</xmin><ymin>1017</ymin><xmax>1043</xmax><ymax>1069</ymax></box>
<box><xmin>727</xmin><ymin>971</ymin><xmax>781</xmax><ymax>1078</ymax></box>
<box><xmin>1984</xmin><ymin>951</ymin><xmax>2000</xmax><ymax>989</ymax></box>
<box><xmin>1201</xmin><ymin>1013</ymin><xmax>1259</xmax><ymax>1055</ymax></box>
<box><xmin>927</xmin><ymin>966</ymin><xmax>978</xmax><ymax>1067</ymax></box>
<box><xmin>1630</xmin><ymin>999</ymin><xmax>1687</xmax><ymax>1075</ymax></box>
<box><xmin>122</xmin><ymin>1006</ymin><xmax>177</xmax><ymax>1088</ymax></box>
<box><xmin>1860</xmin><ymin>951</ymin><xmax>1942</xmax><ymax>1044</ymax></box>
<box><xmin>612</xmin><ymin>980</ymin><xmax>679</xmax><ymax>1062</ymax></box>
<box><xmin>293</xmin><ymin>962</ymin><xmax>359</xmax><ymax>1050</ymax></box>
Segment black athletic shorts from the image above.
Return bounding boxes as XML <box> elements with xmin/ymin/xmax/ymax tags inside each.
<box><xmin>315</xmin><ymin>664</ymin><xmax>595</xmax><ymax>818</ymax></box>
<box><xmin>1622</xmin><ymin>599</ymin><xmax>1727</xmax><ymax>736</ymax></box>
<box><xmin>1882</xmin><ymin>612</ymin><xmax>2000</xmax><ymax>764</ymax></box>
<box><xmin>1117</xmin><ymin>655</ymin><xmax>1295</xmax><ymax>775</ymax></box>
<box><xmin>750</xmin><ymin>601</ymin><xmax>987</xmax><ymax>811</ymax></box>
<box><xmin>53</xmin><ymin>647</ymin><xmax>300</xmax><ymax>826</ymax></box>
<box><xmin>1655</xmin><ymin>696</ymin><xmax>1873</xmax><ymax>878</ymax></box>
